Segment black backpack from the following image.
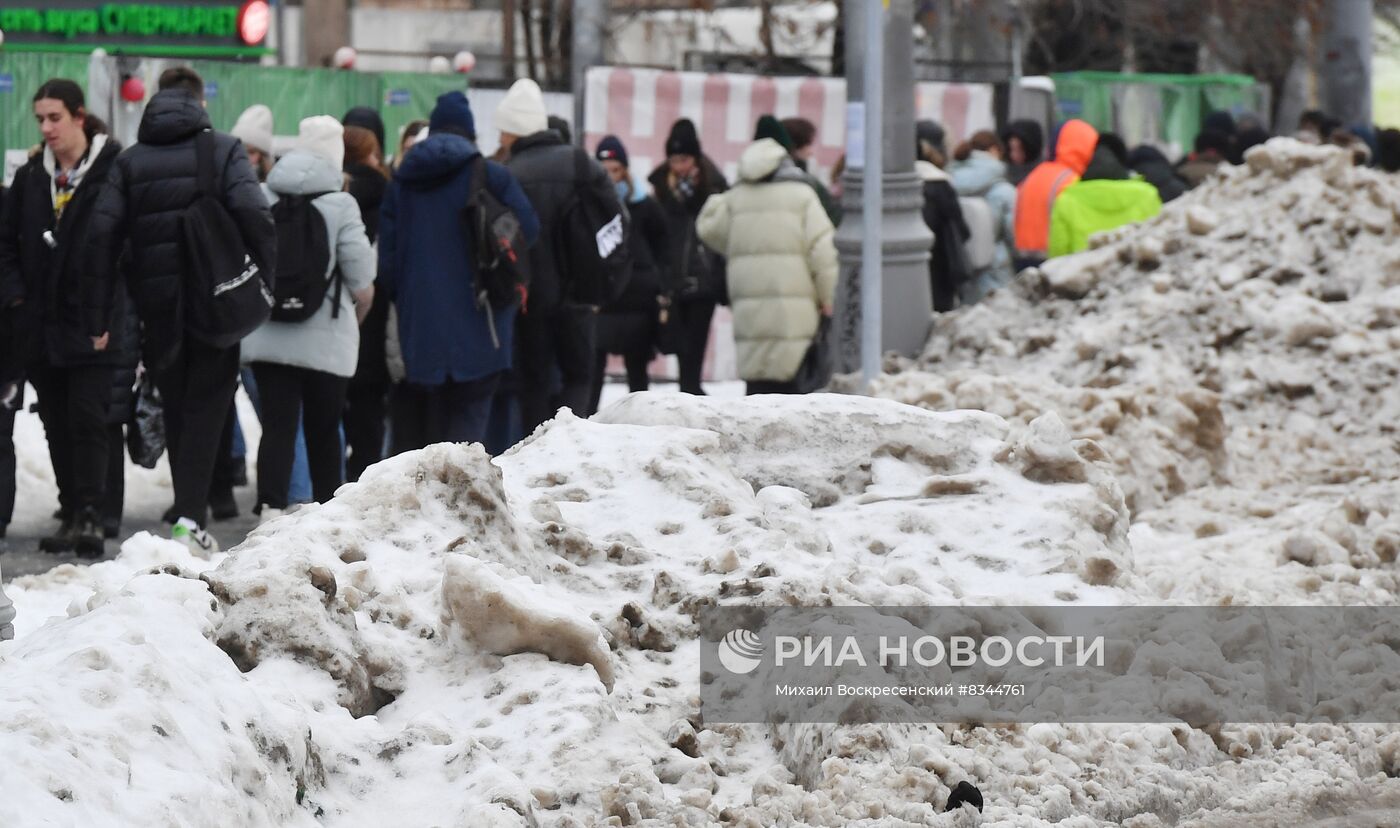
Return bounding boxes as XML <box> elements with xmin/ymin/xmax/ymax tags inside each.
<box><xmin>270</xmin><ymin>191</ymin><xmax>340</xmax><ymax>322</ymax></box>
<box><xmin>558</xmin><ymin>148</ymin><xmax>631</xmax><ymax>307</ymax></box>
<box><xmin>181</xmin><ymin>130</ymin><xmax>273</xmax><ymax>348</ymax></box>
<box><xmin>463</xmin><ymin>155</ymin><xmax>530</xmax><ymax>310</ymax></box>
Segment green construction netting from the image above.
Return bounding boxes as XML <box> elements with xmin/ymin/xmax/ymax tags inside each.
<box><xmin>1052</xmin><ymin>71</ymin><xmax>1270</xmax><ymax>155</ymax></box>
<box><xmin>0</xmin><ymin>52</ymin><xmax>93</xmax><ymax>161</ymax></box>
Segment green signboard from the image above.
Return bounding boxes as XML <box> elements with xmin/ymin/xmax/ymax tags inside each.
<box><xmin>0</xmin><ymin>0</ymin><xmax>270</xmax><ymax>58</ymax></box>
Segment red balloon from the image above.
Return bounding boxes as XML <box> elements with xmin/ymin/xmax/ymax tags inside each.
<box><xmin>120</xmin><ymin>76</ymin><xmax>145</xmax><ymax>103</ymax></box>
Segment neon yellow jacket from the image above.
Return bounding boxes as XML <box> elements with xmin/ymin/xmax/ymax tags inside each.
<box><xmin>1047</xmin><ymin>178</ymin><xmax>1162</xmax><ymax>258</ymax></box>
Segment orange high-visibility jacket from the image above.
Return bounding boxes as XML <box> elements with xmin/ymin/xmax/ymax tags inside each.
<box><xmin>1013</xmin><ymin>119</ymin><xmax>1099</xmax><ymax>257</ymax></box>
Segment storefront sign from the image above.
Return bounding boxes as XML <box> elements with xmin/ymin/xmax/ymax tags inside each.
<box><xmin>0</xmin><ymin>0</ymin><xmax>270</xmax><ymax>55</ymax></box>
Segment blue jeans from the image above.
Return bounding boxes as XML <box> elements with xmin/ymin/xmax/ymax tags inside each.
<box><xmin>241</xmin><ymin>367</ymin><xmax>313</xmax><ymax>504</ymax></box>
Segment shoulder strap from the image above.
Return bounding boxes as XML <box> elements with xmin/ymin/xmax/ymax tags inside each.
<box><xmin>467</xmin><ymin>155</ymin><xmax>488</xmax><ymax>202</ymax></box>
<box><xmin>194</xmin><ymin>130</ymin><xmax>217</xmax><ymax>198</ymax></box>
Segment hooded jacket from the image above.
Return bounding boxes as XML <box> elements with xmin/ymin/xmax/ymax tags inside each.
<box><xmin>505</xmin><ymin>129</ymin><xmax>624</xmax><ymax>315</ymax></box>
<box><xmin>87</xmin><ymin>90</ymin><xmax>276</xmax><ymax>367</ymax></box>
<box><xmin>240</xmin><ymin>150</ymin><xmax>375</xmax><ymax>378</ymax></box>
<box><xmin>696</xmin><ymin>139</ymin><xmax>838</xmax><ymax>382</ymax></box>
<box><xmin>949</xmin><ymin>150</ymin><xmax>1016</xmax><ymax>282</ymax></box>
<box><xmin>0</xmin><ymin>134</ymin><xmax>137</xmax><ymax>370</ymax></box>
<box><xmin>379</xmin><ymin>132</ymin><xmax>540</xmax><ymax>386</ymax></box>
<box><xmin>1001</xmin><ymin>119</ymin><xmax>1045</xmax><ymax>186</ymax></box>
<box><xmin>647</xmin><ymin>155</ymin><xmax>729</xmax><ymax>302</ymax></box>
<box><xmin>1127</xmin><ymin>145</ymin><xmax>1187</xmax><ymax>204</ymax></box>
<box><xmin>1013</xmin><ymin>119</ymin><xmax>1098</xmax><ymax>258</ymax></box>
<box><xmin>1047</xmin><ymin>145</ymin><xmax>1162</xmax><ymax>258</ymax></box>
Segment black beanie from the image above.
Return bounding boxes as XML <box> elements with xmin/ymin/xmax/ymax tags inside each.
<box><xmin>665</xmin><ymin>118</ymin><xmax>701</xmax><ymax>158</ymax></box>
<box><xmin>343</xmin><ymin>106</ymin><xmax>386</xmax><ymax>156</ymax></box>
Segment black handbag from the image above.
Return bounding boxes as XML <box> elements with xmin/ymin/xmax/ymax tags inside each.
<box><xmin>126</xmin><ymin>371</ymin><xmax>166</xmax><ymax>469</ymax></box>
<box><xmin>791</xmin><ymin>315</ymin><xmax>833</xmax><ymax>393</ymax></box>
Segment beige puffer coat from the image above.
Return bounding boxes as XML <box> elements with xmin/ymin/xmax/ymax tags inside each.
<box><xmin>696</xmin><ymin>139</ymin><xmax>838</xmax><ymax>382</ymax></box>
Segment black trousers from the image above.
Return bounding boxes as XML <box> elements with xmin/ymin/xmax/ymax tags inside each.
<box><xmin>156</xmin><ymin>339</ymin><xmax>240</xmax><ymax>525</ymax></box>
<box><xmin>0</xmin><ymin>398</ymin><xmax>14</xmax><ymax>531</ymax></box>
<box><xmin>344</xmin><ymin>380</ymin><xmax>389</xmax><ymax>482</ymax></box>
<box><xmin>29</xmin><ymin>361</ymin><xmax>116</xmax><ymax>515</ymax></box>
<box><xmin>676</xmin><ymin>299</ymin><xmax>715</xmax><ymax>394</ymax></box>
<box><xmin>588</xmin><ymin>348</ymin><xmax>651</xmax><ymax>415</ymax></box>
<box><xmin>517</xmin><ymin>306</ymin><xmax>597</xmax><ymax>433</ymax></box>
<box><xmin>390</xmin><ymin>373</ymin><xmax>500</xmax><ymax>453</ymax></box>
<box><xmin>251</xmin><ymin>362</ymin><xmax>349</xmax><ymax>510</ymax></box>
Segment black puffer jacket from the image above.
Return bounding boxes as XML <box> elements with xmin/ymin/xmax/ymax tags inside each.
<box><xmin>506</xmin><ymin>130</ymin><xmax>625</xmax><ymax>316</ymax></box>
<box><xmin>88</xmin><ymin>90</ymin><xmax>275</xmax><ymax>366</ymax></box>
<box><xmin>0</xmin><ymin>136</ymin><xmax>138</xmax><ymax>371</ymax></box>
<box><xmin>611</xmin><ymin>187</ymin><xmax>669</xmax><ymax>314</ymax></box>
<box><xmin>646</xmin><ymin>155</ymin><xmax>728</xmax><ymax>303</ymax></box>
<box><xmin>347</xmin><ymin>162</ymin><xmax>389</xmax><ymax>387</ymax></box>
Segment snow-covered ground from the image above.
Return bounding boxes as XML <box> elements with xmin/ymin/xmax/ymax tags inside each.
<box><xmin>2</xmin><ymin>140</ymin><xmax>1399</xmax><ymax>826</ymax></box>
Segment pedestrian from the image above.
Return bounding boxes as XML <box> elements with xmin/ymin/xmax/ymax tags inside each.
<box><xmin>341</xmin><ymin>124</ymin><xmax>392</xmax><ymax>481</ymax></box>
<box><xmin>1013</xmin><ymin>118</ymin><xmax>1098</xmax><ymax>268</ymax></box>
<box><xmin>88</xmin><ymin>67</ymin><xmax>276</xmax><ymax>555</ymax></box>
<box><xmin>587</xmin><ymin>135</ymin><xmax>670</xmax><ymax>413</ymax></box>
<box><xmin>1177</xmin><ymin>129</ymin><xmax>1229</xmax><ymax>188</ymax></box>
<box><xmin>758</xmin><ymin>115</ymin><xmax>841</xmax><ymax>225</ymax></box>
<box><xmin>242</xmin><ymin>116</ymin><xmax>374</xmax><ymax>520</ymax></box>
<box><xmin>343</xmin><ymin>106</ymin><xmax>386</xmax><ymax>165</ymax></box>
<box><xmin>916</xmin><ymin>120</ymin><xmax>971</xmax><ymax>312</ymax></box>
<box><xmin>696</xmin><ymin>137</ymin><xmax>838</xmax><ymax>395</ymax></box>
<box><xmin>392</xmin><ymin>119</ymin><xmax>429</xmax><ymax>171</ymax></box>
<box><xmin>0</xmin><ymin>79</ymin><xmax>136</xmax><ymax>557</ymax></box>
<box><xmin>647</xmin><ymin>118</ymin><xmax>728</xmax><ymax>395</ymax></box>
<box><xmin>949</xmin><ymin>130</ymin><xmax>1017</xmax><ymax>303</ymax></box>
<box><xmin>1000</xmin><ymin>119</ymin><xmax>1045</xmax><ymax>186</ymax></box>
<box><xmin>207</xmin><ymin>102</ymin><xmax>277</xmax><ymax>522</ymax></box>
<box><xmin>231</xmin><ymin>104</ymin><xmax>274</xmax><ymax>182</ymax></box>
<box><xmin>1048</xmin><ymin>132</ymin><xmax>1162</xmax><ymax>258</ymax></box>
<box><xmin>1126</xmin><ymin>145</ymin><xmax>1187</xmax><ymax>203</ymax></box>
<box><xmin>380</xmin><ymin>91</ymin><xmax>540</xmax><ymax>449</ymax></box>
<box><xmin>498</xmin><ymin>79</ymin><xmax>625</xmax><ymax>432</ymax></box>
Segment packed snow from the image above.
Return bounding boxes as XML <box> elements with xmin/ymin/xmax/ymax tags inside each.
<box><xmin>3</xmin><ymin>139</ymin><xmax>1400</xmax><ymax>825</ymax></box>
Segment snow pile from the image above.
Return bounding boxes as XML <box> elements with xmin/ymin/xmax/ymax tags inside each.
<box><xmin>0</xmin><ymin>394</ymin><xmax>1149</xmax><ymax>826</ymax></box>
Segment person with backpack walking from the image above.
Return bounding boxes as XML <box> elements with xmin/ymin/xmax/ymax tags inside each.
<box><xmin>498</xmin><ymin>79</ymin><xmax>629</xmax><ymax>433</ymax></box>
<box><xmin>647</xmin><ymin>119</ymin><xmax>728</xmax><ymax>395</ymax></box>
<box><xmin>88</xmin><ymin>67</ymin><xmax>276</xmax><ymax>556</ymax></box>
<box><xmin>379</xmin><ymin>91</ymin><xmax>539</xmax><ymax>449</ymax></box>
<box><xmin>242</xmin><ymin>116</ymin><xmax>374</xmax><ymax>520</ymax></box>
<box><xmin>696</xmin><ymin>137</ymin><xmax>838</xmax><ymax>395</ymax></box>
<box><xmin>587</xmin><ymin>135</ymin><xmax>670</xmax><ymax>413</ymax></box>
<box><xmin>0</xmin><ymin>79</ymin><xmax>136</xmax><ymax>557</ymax></box>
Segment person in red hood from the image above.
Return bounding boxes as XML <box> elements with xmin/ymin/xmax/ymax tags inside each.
<box><xmin>1012</xmin><ymin>119</ymin><xmax>1098</xmax><ymax>267</ymax></box>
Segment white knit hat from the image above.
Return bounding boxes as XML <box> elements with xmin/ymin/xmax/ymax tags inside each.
<box><xmin>231</xmin><ymin>104</ymin><xmax>273</xmax><ymax>156</ymax></box>
<box><xmin>495</xmin><ymin>78</ymin><xmax>549</xmax><ymax>138</ymax></box>
<box><xmin>298</xmin><ymin>115</ymin><xmax>345</xmax><ymax>171</ymax></box>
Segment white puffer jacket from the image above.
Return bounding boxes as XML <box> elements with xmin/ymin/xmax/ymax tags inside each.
<box><xmin>696</xmin><ymin>139</ymin><xmax>838</xmax><ymax>382</ymax></box>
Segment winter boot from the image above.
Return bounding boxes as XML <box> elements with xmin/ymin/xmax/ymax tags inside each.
<box><xmin>39</xmin><ymin>517</ymin><xmax>77</xmax><ymax>554</ymax></box>
<box><xmin>171</xmin><ymin>517</ymin><xmax>219</xmax><ymax>559</ymax></box>
<box><xmin>73</xmin><ymin>507</ymin><xmax>105</xmax><ymax>559</ymax></box>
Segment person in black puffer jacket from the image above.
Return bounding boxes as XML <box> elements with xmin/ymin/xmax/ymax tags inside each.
<box><xmin>497</xmin><ymin>79</ymin><xmax>627</xmax><ymax>434</ymax></box>
<box><xmin>0</xmin><ymin>79</ymin><xmax>137</xmax><ymax>556</ymax></box>
<box><xmin>342</xmin><ymin>121</ymin><xmax>391</xmax><ymax>482</ymax></box>
<box><xmin>1127</xmin><ymin>145</ymin><xmax>1188</xmax><ymax>204</ymax></box>
<box><xmin>88</xmin><ymin>68</ymin><xmax>275</xmax><ymax>554</ymax></box>
<box><xmin>647</xmin><ymin>119</ymin><xmax>728</xmax><ymax>395</ymax></box>
<box><xmin>587</xmin><ymin>136</ymin><xmax>669</xmax><ymax>414</ymax></box>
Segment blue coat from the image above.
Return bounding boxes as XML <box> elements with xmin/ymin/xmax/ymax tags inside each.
<box><xmin>379</xmin><ymin>133</ymin><xmax>540</xmax><ymax>386</ymax></box>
